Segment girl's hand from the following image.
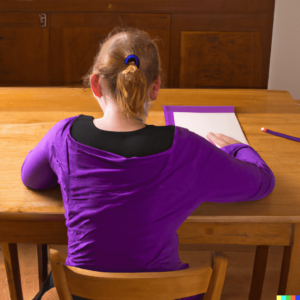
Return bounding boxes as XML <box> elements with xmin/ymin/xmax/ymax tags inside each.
<box><xmin>206</xmin><ymin>132</ymin><xmax>243</xmax><ymax>147</ymax></box>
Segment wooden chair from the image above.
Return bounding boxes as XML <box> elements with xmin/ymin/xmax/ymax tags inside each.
<box><xmin>44</xmin><ymin>244</ymin><xmax>229</xmax><ymax>300</ymax></box>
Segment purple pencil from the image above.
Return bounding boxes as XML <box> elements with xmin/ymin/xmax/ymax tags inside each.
<box><xmin>261</xmin><ymin>128</ymin><xmax>300</xmax><ymax>143</ymax></box>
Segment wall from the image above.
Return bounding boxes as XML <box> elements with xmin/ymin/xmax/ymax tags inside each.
<box><xmin>268</xmin><ymin>0</ymin><xmax>300</xmax><ymax>100</ymax></box>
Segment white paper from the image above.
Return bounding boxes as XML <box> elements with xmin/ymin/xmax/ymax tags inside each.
<box><xmin>173</xmin><ymin>112</ymin><xmax>249</xmax><ymax>148</ymax></box>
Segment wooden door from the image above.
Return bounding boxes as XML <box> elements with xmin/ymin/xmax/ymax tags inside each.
<box><xmin>0</xmin><ymin>12</ymin><xmax>50</xmax><ymax>86</ymax></box>
<box><xmin>49</xmin><ymin>13</ymin><xmax>170</xmax><ymax>88</ymax></box>
<box><xmin>0</xmin><ymin>0</ymin><xmax>275</xmax><ymax>89</ymax></box>
<box><xmin>170</xmin><ymin>0</ymin><xmax>275</xmax><ymax>88</ymax></box>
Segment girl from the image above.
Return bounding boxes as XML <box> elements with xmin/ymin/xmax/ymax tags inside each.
<box><xmin>22</xmin><ymin>27</ymin><xmax>275</xmax><ymax>300</ymax></box>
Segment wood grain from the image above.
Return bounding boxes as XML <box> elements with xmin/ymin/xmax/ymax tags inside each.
<box><xmin>0</xmin><ymin>13</ymin><xmax>50</xmax><ymax>86</ymax></box>
<box><xmin>180</xmin><ymin>31</ymin><xmax>259</xmax><ymax>88</ymax></box>
<box><xmin>0</xmin><ymin>0</ymin><xmax>275</xmax><ymax>14</ymax></box>
<box><xmin>1</xmin><ymin>88</ymin><xmax>300</xmax><ymax>222</ymax></box>
<box><xmin>285</xmin><ymin>223</ymin><xmax>300</xmax><ymax>294</ymax></box>
<box><xmin>0</xmin><ymin>0</ymin><xmax>275</xmax><ymax>89</ymax></box>
<box><xmin>177</xmin><ymin>223</ymin><xmax>292</xmax><ymax>246</ymax></box>
<box><xmin>1</xmin><ymin>243</ymin><xmax>23</xmax><ymax>300</ymax></box>
<box><xmin>1</xmin><ymin>87</ymin><xmax>300</xmax><ymax>299</ymax></box>
<box><xmin>277</xmin><ymin>245</ymin><xmax>292</xmax><ymax>295</ymax></box>
<box><xmin>0</xmin><ymin>220</ymin><xmax>68</xmax><ymax>244</ymax></box>
<box><xmin>248</xmin><ymin>246</ymin><xmax>269</xmax><ymax>300</ymax></box>
<box><xmin>37</xmin><ymin>244</ymin><xmax>48</xmax><ymax>290</ymax></box>
<box><xmin>203</xmin><ymin>253</ymin><xmax>229</xmax><ymax>300</ymax></box>
<box><xmin>49</xmin><ymin>13</ymin><xmax>170</xmax><ymax>88</ymax></box>
<box><xmin>48</xmin><ymin>243</ymin><xmax>228</xmax><ymax>300</ymax></box>
<box><xmin>170</xmin><ymin>8</ymin><xmax>274</xmax><ymax>88</ymax></box>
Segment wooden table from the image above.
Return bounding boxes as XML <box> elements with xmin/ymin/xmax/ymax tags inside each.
<box><xmin>1</xmin><ymin>87</ymin><xmax>300</xmax><ymax>300</ymax></box>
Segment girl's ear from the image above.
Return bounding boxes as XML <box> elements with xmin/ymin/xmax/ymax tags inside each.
<box><xmin>150</xmin><ymin>76</ymin><xmax>161</xmax><ymax>100</ymax></box>
<box><xmin>90</xmin><ymin>74</ymin><xmax>103</xmax><ymax>98</ymax></box>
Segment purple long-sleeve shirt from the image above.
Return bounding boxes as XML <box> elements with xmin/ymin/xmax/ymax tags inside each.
<box><xmin>21</xmin><ymin>116</ymin><xmax>275</xmax><ymax>300</ymax></box>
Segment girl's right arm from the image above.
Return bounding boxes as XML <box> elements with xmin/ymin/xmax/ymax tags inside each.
<box><xmin>190</xmin><ymin>131</ymin><xmax>276</xmax><ymax>204</ymax></box>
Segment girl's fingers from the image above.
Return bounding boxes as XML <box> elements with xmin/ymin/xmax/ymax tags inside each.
<box><xmin>213</xmin><ymin>133</ymin><xmax>234</xmax><ymax>143</ymax></box>
<box><xmin>213</xmin><ymin>133</ymin><xmax>242</xmax><ymax>144</ymax></box>
<box><xmin>208</xmin><ymin>132</ymin><xmax>222</xmax><ymax>141</ymax></box>
<box><xmin>207</xmin><ymin>132</ymin><xmax>225</xmax><ymax>147</ymax></box>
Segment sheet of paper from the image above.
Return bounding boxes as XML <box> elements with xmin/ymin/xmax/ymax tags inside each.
<box><xmin>173</xmin><ymin>112</ymin><xmax>249</xmax><ymax>148</ymax></box>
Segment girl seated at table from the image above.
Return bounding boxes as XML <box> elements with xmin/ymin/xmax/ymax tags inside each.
<box><xmin>22</xmin><ymin>26</ymin><xmax>275</xmax><ymax>300</ymax></box>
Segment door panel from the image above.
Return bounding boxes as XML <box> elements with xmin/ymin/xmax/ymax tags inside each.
<box><xmin>0</xmin><ymin>13</ymin><xmax>49</xmax><ymax>86</ymax></box>
<box><xmin>49</xmin><ymin>13</ymin><xmax>170</xmax><ymax>87</ymax></box>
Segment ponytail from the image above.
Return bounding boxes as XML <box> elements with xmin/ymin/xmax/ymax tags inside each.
<box><xmin>116</xmin><ymin>61</ymin><xmax>147</xmax><ymax>119</ymax></box>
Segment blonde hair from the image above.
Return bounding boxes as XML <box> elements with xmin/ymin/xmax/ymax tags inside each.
<box><xmin>82</xmin><ymin>27</ymin><xmax>162</xmax><ymax>120</ymax></box>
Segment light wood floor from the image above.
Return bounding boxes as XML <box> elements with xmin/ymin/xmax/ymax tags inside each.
<box><xmin>0</xmin><ymin>243</ymin><xmax>284</xmax><ymax>300</ymax></box>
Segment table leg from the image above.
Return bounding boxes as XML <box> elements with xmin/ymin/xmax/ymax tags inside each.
<box><xmin>279</xmin><ymin>223</ymin><xmax>300</xmax><ymax>294</ymax></box>
<box><xmin>1</xmin><ymin>243</ymin><xmax>23</xmax><ymax>300</ymax></box>
<box><xmin>248</xmin><ymin>245</ymin><xmax>269</xmax><ymax>300</ymax></box>
<box><xmin>278</xmin><ymin>245</ymin><xmax>291</xmax><ymax>294</ymax></box>
<box><xmin>37</xmin><ymin>244</ymin><xmax>48</xmax><ymax>290</ymax></box>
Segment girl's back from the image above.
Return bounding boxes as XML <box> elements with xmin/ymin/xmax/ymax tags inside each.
<box><xmin>24</xmin><ymin>27</ymin><xmax>275</xmax><ymax>300</ymax></box>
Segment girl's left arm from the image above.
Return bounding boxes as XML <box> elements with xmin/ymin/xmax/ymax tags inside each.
<box><xmin>21</xmin><ymin>122</ymin><xmax>61</xmax><ymax>190</ymax></box>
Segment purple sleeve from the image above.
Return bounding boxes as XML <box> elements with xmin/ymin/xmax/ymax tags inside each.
<box><xmin>21</xmin><ymin>121</ymin><xmax>63</xmax><ymax>190</ymax></box>
<box><xmin>199</xmin><ymin>142</ymin><xmax>275</xmax><ymax>203</ymax></box>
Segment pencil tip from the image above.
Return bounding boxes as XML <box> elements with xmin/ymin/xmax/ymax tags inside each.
<box><xmin>261</xmin><ymin>128</ymin><xmax>266</xmax><ymax>132</ymax></box>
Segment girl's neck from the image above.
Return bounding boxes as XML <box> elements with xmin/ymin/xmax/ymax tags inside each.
<box><xmin>93</xmin><ymin>116</ymin><xmax>146</xmax><ymax>132</ymax></box>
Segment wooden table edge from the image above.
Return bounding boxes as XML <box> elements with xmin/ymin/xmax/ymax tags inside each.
<box><xmin>1</xmin><ymin>212</ymin><xmax>300</xmax><ymax>223</ymax></box>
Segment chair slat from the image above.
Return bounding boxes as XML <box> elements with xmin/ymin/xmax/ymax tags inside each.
<box><xmin>48</xmin><ymin>244</ymin><xmax>228</xmax><ymax>300</ymax></box>
<box><xmin>64</xmin><ymin>264</ymin><xmax>212</xmax><ymax>300</ymax></box>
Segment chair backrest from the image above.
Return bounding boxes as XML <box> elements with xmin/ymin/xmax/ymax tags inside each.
<box><xmin>48</xmin><ymin>244</ymin><xmax>228</xmax><ymax>300</ymax></box>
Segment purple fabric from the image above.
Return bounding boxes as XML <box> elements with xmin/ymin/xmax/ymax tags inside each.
<box><xmin>163</xmin><ymin>105</ymin><xmax>235</xmax><ymax>126</ymax></box>
<box><xmin>21</xmin><ymin>115</ymin><xmax>275</xmax><ymax>300</ymax></box>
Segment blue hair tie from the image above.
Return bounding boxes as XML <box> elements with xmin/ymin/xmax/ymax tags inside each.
<box><xmin>124</xmin><ymin>54</ymin><xmax>140</xmax><ymax>69</ymax></box>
